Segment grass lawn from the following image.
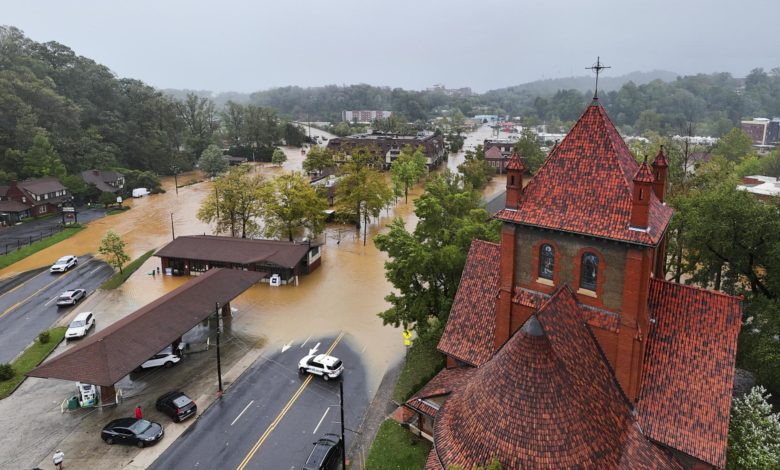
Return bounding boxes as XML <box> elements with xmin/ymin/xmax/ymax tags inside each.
<box><xmin>0</xmin><ymin>226</ymin><xmax>84</xmax><ymax>270</ymax></box>
<box><xmin>0</xmin><ymin>327</ymin><xmax>66</xmax><ymax>399</ymax></box>
<box><xmin>392</xmin><ymin>334</ymin><xmax>445</xmax><ymax>403</ymax></box>
<box><xmin>364</xmin><ymin>420</ymin><xmax>431</xmax><ymax>469</ymax></box>
<box><xmin>100</xmin><ymin>249</ymin><xmax>155</xmax><ymax>289</ymax></box>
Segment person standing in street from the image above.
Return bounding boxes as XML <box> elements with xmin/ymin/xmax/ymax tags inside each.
<box><xmin>52</xmin><ymin>449</ymin><xmax>64</xmax><ymax>469</ymax></box>
<box><xmin>135</xmin><ymin>405</ymin><xmax>143</xmax><ymax>419</ymax></box>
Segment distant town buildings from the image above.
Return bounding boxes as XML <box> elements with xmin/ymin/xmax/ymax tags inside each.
<box><xmin>326</xmin><ymin>131</ymin><xmax>446</xmax><ymax>169</ymax></box>
<box><xmin>741</xmin><ymin>117</ymin><xmax>780</xmax><ymax>148</ymax></box>
<box><xmin>427</xmin><ymin>84</ymin><xmax>473</xmax><ymax>97</ymax></box>
<box><xmin>737</xmin><ymin>175</ymin><xmax>780</xmax><ymax>199</ymax></box>
<box><xmin>341</xmin><ymin>110</ymin><xmax>392</xmax><ymax>123</ymax></box>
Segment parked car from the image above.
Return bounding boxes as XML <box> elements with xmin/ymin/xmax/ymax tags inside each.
<box><xmin>303</xmin><ymin>433</ymin><xmax>342</xmax><ymax>470</ymax></box>
<box><xmin>137</xmin><ymin>344</ymin><xmax>184</xmax><ymax>370</ymax></box>
<box><xmin>65</xmin><ymin>311</ymin><xmax>95</xmax><ymax>339</ymax></box>
<box><xmin>298</xmin><ymin>354</ymin><xmax>344</xmax><ymax>381</ymax></box>
<box><xmin>50</xmin><ymin>255</ymin><xmax>77</xmax><ymax>273</ymax></box>
<box><xmin>101</xmin><ymin>418</ymin><xmax>164</xmax><ymax>447</ymax></box>
<box><xmin>155</xmin><ymin>391</ymin><xmax>197</xmax><ymax>422</ymax></box>
<box><xmin>56</xmin><ymin>288</ymin><xmax>86</xmax><ymax>307</ymax></box>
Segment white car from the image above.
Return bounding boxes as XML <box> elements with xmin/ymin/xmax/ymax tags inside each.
<box><xmin>56</xmin><ymin>288</ymin><xmax>86</xmax><ymax>307</ymax></box>
<box><xmin>50</xmin><ymin>255</ymin><xmax>77</xmax><ymax>273</ymax></box>
<box><xmin>66</xmin><ymin>311</ymin><xmax>95</xmax><ymax>339</ymax></box>
<box><xmin>298</xmin><ymin>354</ymin><xmax>344</xmax><ymax>381</ymax></box>
<box><xmin>138</xmin><ymin>344</ymin><xmax>184</xmax><ymax>370</ymax></box>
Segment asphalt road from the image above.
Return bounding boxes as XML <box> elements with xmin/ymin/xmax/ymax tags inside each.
<box><xmin>0</xmin><ymin>207</ymin><xmax>107</xmax><ymax>249</ymax></box>
<box><xmin>0</xmin><ymin>255</ymin><xmax>114</xmax><ymax>362</ymax></box>
<box><xmin>151</xmin><ymin>333</ymin><xmax>369</xmax><ymax>470</ymax></box>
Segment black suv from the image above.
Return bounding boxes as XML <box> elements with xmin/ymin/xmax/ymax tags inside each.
<box><xmin>155</xmin><ymin>391</ymin><xmax>197</xmax><ymax>422</ymax></box>
<box><xmin>303</xmin><ymin>433</ymin><xmax>342</xmax><ymax>470</ymax></box>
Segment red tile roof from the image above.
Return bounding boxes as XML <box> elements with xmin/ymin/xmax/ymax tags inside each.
<box><xmin>431</xmin><ymin>287</ymin><xmax>681</xmax><ymax>469</ymax></box>
<box><xmin>437</xmin><ymin>240</ymin><xmax>500</xmax><ymax>366</ymax></box>
<box><xmin>495</xmin><ymin>103</ymin><xmax>672</xmax><ymax>246</ymax></box>
<box><xmin>405</xmin><ymin>367</ymin><xmax>475</xmax><ymax>417</ymax></box>
<box><xmin>634</xmin><ymin>159</ymin><xmax>655</xmax><ymax>183</ymax></box>
<box><xmin>637</xmin><ymin>279</ymin><xmax>742</xmax><ymax>468</ymax></box>
<box><xmin>505</xmin><ymin>151</ymin><xmax>524</xmax><ymax>171</ymax></box>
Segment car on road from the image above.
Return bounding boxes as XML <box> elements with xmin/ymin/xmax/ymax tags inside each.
<box><xmin>303</xmin><ymin>433</ymin><xmax>342</xmax><ymax>470</ymax></box>
<box><xmin>137</xmin><ymin>344</ymin><xmax>184</xmax><ymax>370</ymax></box>
<box><xmin>155</xmin><ymin>391</ymin><xmax>197</xmax><ymax>422</ymax></box>
<box><xmin>56</xmin><ymin>288</ymin><xmax>86</xmax><ymax>307</ymax></box>
<box><xmin>50</xmin><ymin>255</ymin><xmax>77</xmax><ymax>273</ymax></box>
<box><xmin>65</xmin><ymin>311</ymin><xmax>95</xmax><ymax>339</ymax></box>
<box><xmin>101</xmin><ymin>418</ymin><xmax>164</xmax><ymax>447</ymax></box>
<box><xmin>298</xmin><ymin>354</ymin><xmax>344</xmax><ymax>381</ymax></box>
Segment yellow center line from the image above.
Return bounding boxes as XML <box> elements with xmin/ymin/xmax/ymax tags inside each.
<box><xmin>236</xmin><ymin>331</ymin><xmax>346</xmax><ymax>470</ymax></box>
<box><xmin>0</xmin><ymin>261</ymin><xmax>88</xmax><ymax>319</ymax></box>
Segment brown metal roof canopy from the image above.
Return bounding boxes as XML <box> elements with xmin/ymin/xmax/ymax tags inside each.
<box><xmin>155</xmin><ymin>235</ymin><xmax>313</xmax><ymax>269</ymax></box>
<box><xmin>28</xmin><ymin>268</ymin><xmax>264</xmax><ymax>386</ymax></box>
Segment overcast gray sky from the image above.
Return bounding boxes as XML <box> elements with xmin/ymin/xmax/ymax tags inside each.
<box><xmin>4</xmin><ymin>0</ymin><xmax>776</xmax><ymax>93</ymax></box>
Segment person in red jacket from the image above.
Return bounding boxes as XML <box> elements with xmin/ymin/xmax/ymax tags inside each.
<box><xmin>135</xmin><ymin>405</ymin><xmax>143</xmax><ymax>419</ymax></box>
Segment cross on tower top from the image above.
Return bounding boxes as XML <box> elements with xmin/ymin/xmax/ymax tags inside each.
<box><xmin>585</xmin><ymin>56</ymin><xmax>611</xmax><ymax>100</ymax></box>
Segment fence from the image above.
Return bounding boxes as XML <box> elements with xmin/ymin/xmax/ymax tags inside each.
<box><xmin>2</xmin><ymin>225</ymin><xmax>63</xmax><ymax>256</ymax></box>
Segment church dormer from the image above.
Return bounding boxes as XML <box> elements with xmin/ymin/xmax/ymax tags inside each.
<box><xmin>505</xmin><ymin>151</ymin><xmax>525</xmax><ymax>209</ymax></box>
<box><xmin>651</xmin><ymin>146</ymin><xmax>669</xmax><ymax>203</ymax></box>
<box><xmin>630</xmin><ymin>156</ymin><xmax>654</xmax><ymax>230</ymax></box>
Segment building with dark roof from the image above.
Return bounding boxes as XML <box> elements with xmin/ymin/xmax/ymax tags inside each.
<box><xmin>155</xmin><ymin>235</ymin><xmax>322</xmax><ymax>283</ymax></box>
<box><xmin>0</xmin><ymin>177</ymin><xmax>70</xmax><ymax>223</ymax></box>
<box><xmin>326</xmin><ymin>131</ymin><xmax>446</xmax><ymax>169</ymax></box>
<box><xmin>402</xmin><ymin>100</ymin><xmax>741</xmax><ymax>469</ymax></box>
<box><xmin>80</xmin><ymin>169</ymin><xmax>125</xmax><ymax>193</ymax></box>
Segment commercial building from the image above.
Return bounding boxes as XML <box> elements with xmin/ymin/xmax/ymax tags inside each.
<box><xmin>155</xmin><ymin>235</ymin><xmax>322</xmax><ymax>284</ymax></box>
<box><xmin>326</xmin><ymin>131</ymin><xmax>446</xmax><ymax>169</ymax></box>
<box><xmin>341</xmin><ymin>110</ymin><xmax>392</xmax><ymax>123</ymax></box>
<box><xmin>741</xmin><ymin>117</ymin><xmax>780</xmax><ymax>148</ymax></box>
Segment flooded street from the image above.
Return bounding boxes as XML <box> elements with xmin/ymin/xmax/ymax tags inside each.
<box><xmin>0</xmin><ymin>124</ymin><xmax>504</xmax><ymax>393</ymax></box>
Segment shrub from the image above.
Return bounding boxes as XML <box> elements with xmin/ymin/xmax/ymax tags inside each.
<box><xmin>0</xmin><ymin>363</ymin><xmax>14</xmax><ymax>381</ymax></box>
<box><xmin>38</xmin><ymin>330</ymin><xmax>50</xmax><ymax>344</ymax></box>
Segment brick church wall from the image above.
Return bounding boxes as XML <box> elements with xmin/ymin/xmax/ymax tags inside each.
<box><xmin>514</xmin><ymin>227</ymin><xmax>628</xmax><ymax>312</ymax></box>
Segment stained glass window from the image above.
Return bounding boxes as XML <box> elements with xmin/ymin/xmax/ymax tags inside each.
<box><xmin>539</xmin><ymin>244</ymin><xmax>555</xmax><ymax>280</ymax></box>
<box><xmin>580</xmin><ymin>252</ymin><xmax>599</xmax><ymax>291</ymax></box>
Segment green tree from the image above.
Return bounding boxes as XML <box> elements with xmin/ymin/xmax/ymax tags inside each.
<box><xmin>390</xmin><ymin>145</ymin><xmax>427</xmax><ymax>203</ymax></box>
<box><xmin>513</xmin><ymin>130</ymin><xmax>546</xmax><ymax>174</ymax></box>
<box><xmin>98</xmin><ymin>191</ymin><xmax>117</xmax><ymax>208</ymax></box>
<box><xmin>271</xmin><ymin>148</ymin><xmax>287</xmax><ymax>167</ymax></box>
<box><xmin>99</xmin><ymin>230</ymin><xmax>130</xmax><ymax>274</ymax></box>
<box><xmin>176</xmin><ymin>93</ymin><xmax>217</xmax><ymax>163</ymax></box>
<box><xmin>262</xmin><ymin>172</ymin><xmax>327</xmax><ymax>241</ymax></box>
<box><xmin>22</xmin><ymin>130</ymin><xmax>66</xmax><ymax>179</ymax></box>
<box><xmin>458</xmin><ymin>144</ymin><xmax>493</xmax><ymax>190</ymax></box>
<box><xmin>375</xmin><ymin>171</ymin><xmax>501</xmax><ymax>335</ymax></box>
<box><xmin>713</xmin><ymin>128</ymin><xmax>754</xmax><ymax>162</ymax></box>
<box><xmin>727</xmin><ymin>386</ymin><xmax>780</xmax><ymax>469</ymax></box>
<box><xmin>302</xmin><ymin>146</ymin><xmax>335</xmax><ymax>175</ymax></box>
<box><xmin>198</xmin><ymin>144</ymin><xmax>228</xmax><ymax>177</ymax></box>
<box><xmin>336</xmin><ymin>162</ymin><xmax>392</xmax><ymax>234</ymax></box>
<box><xmin>198</xmin><ymin>165</ymin><xmax>266</xmax><ymax>238</ymax></box>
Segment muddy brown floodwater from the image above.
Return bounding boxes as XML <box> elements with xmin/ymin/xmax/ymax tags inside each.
<box><xmin>0</xmin><ymin>124</ymin><xmax>508</xmax><ymax>392</ymax></box>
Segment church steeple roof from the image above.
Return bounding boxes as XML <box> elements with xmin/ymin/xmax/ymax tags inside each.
<box><xmin>505</xmin><ymin>151</ymin><xmax>525</xmax><ymax>171</ymax></box>
<box><xmin>495</xmin><ymin>102</ymin><xmax>672</xmax><ymax>246</ymax></box>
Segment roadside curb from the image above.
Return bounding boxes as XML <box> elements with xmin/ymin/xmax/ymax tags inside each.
<box><xmin>347</xmin><ymin>358</ymin><xmax>404</xmax><ymax>469</ymax></box>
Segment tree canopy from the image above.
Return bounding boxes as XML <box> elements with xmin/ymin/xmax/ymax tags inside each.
<box><xmin>198</xmin><ymin>144</ymin><xmax>228</xmax><ymax>177</ymax></box>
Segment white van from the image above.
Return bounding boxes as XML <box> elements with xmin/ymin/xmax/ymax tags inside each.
<box><xmin>132</xmin><ymin>188</ymin><xmax>150</xmax><ymax>198</ymax></box>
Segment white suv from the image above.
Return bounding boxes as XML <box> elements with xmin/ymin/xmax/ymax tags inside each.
<box><xmin>50</xmin><ymin>255</ymin><xmax>77</xmax><ymax>273</ymax></box>
<box><xmin>138</xmin><ymin>344</ymin><xmax>184</xmax><ymax>370</ymax></box>
<box><xmin>298</xmin><ymin>354</ymin><xmax>344</xmax><ymax>381</ymax></box>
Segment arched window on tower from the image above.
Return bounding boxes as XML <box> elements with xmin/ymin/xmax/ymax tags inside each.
<box><xmin>580</xmin><ymin>252</ymin><xmax>599</xmax><ymax>291</ymax></box>
<box><xmin>539</xmin><ymin>244</ymin><xmax>555</xmax><ymax>280</ymax></box>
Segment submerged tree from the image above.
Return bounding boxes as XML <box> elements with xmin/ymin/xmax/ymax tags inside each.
<box><xmin>197</xmin><ymin>165</ymin><xmax>265</xmax><ymax>238</ymax></box>
<box><xmin>390</xmin><ymin>145</ymin><xmax>427</xmax><ymax>203</ymax></box>
<box><xmin>262</xmin><ymin>172</ymin><xmax>327</xmax><ymax>241</ymax></box>
<box><xmin>198</xmin><ymin>144</ymin><xmax>228</xmax><ymax>177</ymax></box>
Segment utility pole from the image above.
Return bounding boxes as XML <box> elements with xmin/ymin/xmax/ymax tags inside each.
<box><xmin>170</xmin><ymin>213</ymin><xmax>175</xmax><ymax>240</ymax></box>
<box><xmin>172</xmin><ymin>166</ymin><xmax>179</xmax><ymax>195</ymax></box>
<box><xmin>216</xmin><ymin>302</ymin><xmax>223</xmax><ymax>396</ymax></box>
<box><xmin>340</xmin><ymin>380</ymin><xmax>346</xmax><ymax>470</ymax></box>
